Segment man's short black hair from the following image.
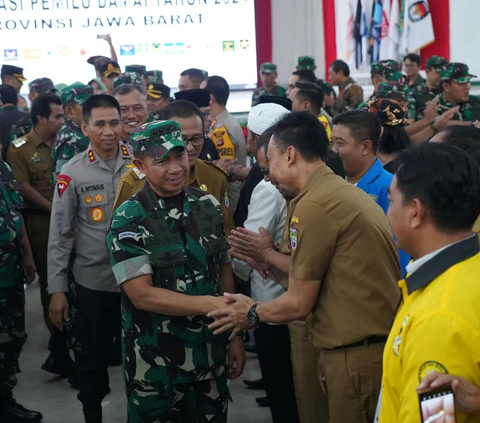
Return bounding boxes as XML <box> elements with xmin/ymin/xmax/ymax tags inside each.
<box><xmin>0</xmin><ymin>84</ymin><xmax>18</xmax><ymax>105</ymax></box>
<box><xmin>111</xmin><ymin>83</ymin><xmax>146</xmax><ymax>97</ymax></box>
<box><xmin>270</xmin><ymin>111</ymin><xmax>329</xmax><ymax>162</ymax></box>
<box><xmin>31</xmin><ymin>93</ymin><xmax>62</xmax><ymax>125</ymax></box>
<box><xmin>379</xmin><ymin>126</ymin><xmax>411</xmax><ymax>155</ymax></box>
<box><xmin>294</xmin><ymin>81</ymin><xmax>324</xmax><ymax>115</ymax></box>
<box><xmin>404</xmin><ymin>53</ymin><xmax>422</xmax><ymax>66</ymax></box>
<box><xmin>255</xmin><ymin>127</ymin><xmax>275</xmax><ymax>153</ymax></box>
<box><xmin>180</xmin><ymin>68</ymin><xmax>205</xmax><ymax>87</ymax></box>
<box><xmin>82</xmin><ymin>94</ymin><xmax>120</xmax><ymax>123</ymax></box>
<box><xmin>159</xmin><ymin>100</ymin><xmax>203</xmax><ymax>130</ymax></box>
<box><xmin>439</xmin><ymin>126</ymin><xmax>480</xmax><ymax>167</ymax></box>
<box><xmin>333</xmin><ymin>110</ymin><xmax>382</xmax><ymax>154</ymax></box>
<box><xmin>205</xmin><ymin>76</ymin><xmax>229</xmax><ymax>106</ymax></box>
<box><xmin>330</xmin><ymin>60</ymin><xmax>350</xmax><ymax>77</ymax></box>
<box><xmin>292</xmin><ymin>70</ymin><xmax>316</xmax><ymax>83</ymax></box>
<box><xmin>396</xmin><ymin>142</ymin><xmax>480</xmax><ymax>233</ymax></box>
<box><xmin>325</xmin><ymin>150</ymin><xmax>345</xmax><ymax>178</ymax></box>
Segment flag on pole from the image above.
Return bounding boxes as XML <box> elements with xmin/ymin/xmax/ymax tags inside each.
<box><xmin>400</xmin><ymin>0</ymin><xmax>435</xmax><ymax>54</ymax></box>
<box><xmin>360</xmin><ymin>0</ymin><xmax>369</xmax><ymax>70</ymax></box>
<box><xmin>346</xmin><ymin>0</ymin><xmax>357</xmax><ymax>66</ymax></box>
<box><xmin>371</xmin><ymin>0</ymin><xmax>383</xmax><ymax>62</ymax></box>
<box><xmin>388</xmin><ymin>0</ymin><xmax>400</xmax><ymax>60</ymax></box>
<box><xmin>380</xmin><ymin>0</ymin><xmax>391</xmax><ymax>60</ymax></box>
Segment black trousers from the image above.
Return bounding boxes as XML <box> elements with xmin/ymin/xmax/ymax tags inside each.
<box><xmin>254</xmin><ymin>323</ymin><xmax>300</xmax><ymax>423</ymax></box>
<box><xmin>74</xmin><ymin>283</ymin><xmax>121</xmax><ymax>409</ymax></box>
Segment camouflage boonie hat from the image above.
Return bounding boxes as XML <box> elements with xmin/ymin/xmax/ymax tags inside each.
<box><xmin>371</xmin><ymin>60</ymin><xmax>403</xmax><ymax>81</ymax></box>
<box><xmin>125</xmin><ymin>64</ymin><xmax>147</xmax><ymax>76</ymax></box>
<box><xmin>112</xmin><ymin>72</ymin><xmax>143</xmax><ymax>89</ymax></box>
<box><xmin>375</xmin><ymin>82</ymin><xmax>414</xmax><ymax>104</ymax></box>
<box><xmin>146</xmin><ymin>70</ymin><xmax>163</xmax><ymax>83</ymax></box>
<box><xmin>439</xmin><ymin>63</ymin><xmax>477</xmax><ymax>83</ymax></box>
<box><xmin>260</xmin><ymin>63</ymin><xmax>277</xmax><ymax>74</ymax></box>
<box><xmin>29</xmin><ymin>78</ymin><xmax>55</xmax><ymax>94</ymax></box>
<box><xmin>60</xmin><ymin>83</ymin><xmax>93</xmax><ymax>105</ymax></box>
<box><xmin>316</xmin><ymin>79</ymin><xmax>336</xmax><ymax>97</ymax></box>
<box><xmin>130</xmin><ymin>120</ymin><xmax>186</xmax><ymax>159</ymax></box>
<box><xmin>426</xmin><ymin>56</ymin><xmax>449</xmax><ymax>70</ymax></box>
<box><xmin>298</xmin><ymin>56</ymin><xmax>315</xmax><ymax>70</ymax></box>
<box><xmin>367</xmin><ymin>99</ymin><xmax>409</xmax><ymax>127</ymax></box>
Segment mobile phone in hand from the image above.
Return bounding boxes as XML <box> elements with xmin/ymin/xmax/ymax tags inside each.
<box><xmin>97</xmin><ymin>34</ymin><xmax>109</xmax><ymax>40</ymax></box>
<box><xmin>419</xmin><ymin>384</ymin><xmax>456</xmax><ymax>423</ymax></box>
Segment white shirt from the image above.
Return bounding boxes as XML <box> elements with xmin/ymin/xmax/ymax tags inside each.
<box><xmin>232</xmin><ymin>180</ymin><xmax>287</xmax><ymax>305</ymax></box>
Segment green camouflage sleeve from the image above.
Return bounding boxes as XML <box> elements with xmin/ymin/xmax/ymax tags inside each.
<box><xmin>106</xmin><ymin>201</ymin><xmax>153</xmax><ymax>285</ymax></box>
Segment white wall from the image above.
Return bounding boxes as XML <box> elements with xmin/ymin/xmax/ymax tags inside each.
<box><xmin>271</xmin><ymin>0</ymin><xmax>326</xmax><ymax>84</ymax></box>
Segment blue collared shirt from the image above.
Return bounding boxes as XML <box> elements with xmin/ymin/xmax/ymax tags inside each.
<box><xmin>357</xmin><ymin>158</ymin><xmax>410</xmax><ymax>276</ymax></box>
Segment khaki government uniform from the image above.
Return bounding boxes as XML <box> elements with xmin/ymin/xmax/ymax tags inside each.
<box><xmin>113</xmin><ymin>159</ymin><xmax>235</xmax><ymax>235</ymax></box>
<box><xmin>7</xmin><ymin>130</ymin><xmax>53</xmax><ymax>331</ymax></box>
<box><xmin>285</xmin><ymin>165</ymin><xmax>401</xmax><ymax>423</ymax></box>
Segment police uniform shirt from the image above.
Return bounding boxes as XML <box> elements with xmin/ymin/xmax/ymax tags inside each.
<box><xmin>287</xmin><ymin>164</ymin><xmax>401</xmax><ymax>349</ymax></box>
<box><xmin>7</xmin><ymin>130</ymin><xmax>52</xmax><ymax>204</ymax></box>
<box><xmin>48</xmin><ymin>142</ymin><xmax>132</xmax><ymax>294</ymax></box>
<box><xmin>379</xmin><ymin>235</ymin><xmax>480</xmax><ymax>423</ymax></box>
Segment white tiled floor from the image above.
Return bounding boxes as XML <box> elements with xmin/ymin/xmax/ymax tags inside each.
<box><xmin>14</xmin><ymin>281</ymin><xmax>272</xmax><ymax>423</ymax></box>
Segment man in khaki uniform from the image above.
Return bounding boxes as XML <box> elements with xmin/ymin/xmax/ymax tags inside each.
<box><xmin>7</xmin><ymin>93</ymin><xmax>64</xmax><ymax>331</ymax></box>
<box><xmin>114</xmin><ymin>100</ymin><xmax>235</xmax><ymax>235</ymax></box>
<box><xmin>209</xmin><ymin>112</ymin><xmax>401</xmax><ymax>423</ymax></box>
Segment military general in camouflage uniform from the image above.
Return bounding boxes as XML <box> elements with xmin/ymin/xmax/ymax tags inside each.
<box><xmin>106</xmin><ymin>120</ymin><xmax>245</xmax><ymax>423</ymax></box>
<box><xmin>252</xmin><ymin>63</ymin><xmax>287</xmax><ymax>107</ymax></box>
<box><xmin>0</xmin><ymin>159</ymin><xmax>43</xmax><ymax>423</ymax></box>
<box><xmin>51</xmin><ymin>83</ymin><xmax>93</xmax><ymax>183</ymax></box>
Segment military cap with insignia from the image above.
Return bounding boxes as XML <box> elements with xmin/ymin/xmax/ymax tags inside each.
<box><xmin>174</xmin><ymin>89</ymin><xmax>210</xmax><ymax>107</ymax></box>
<box><xmin>375</xmin><ymin>81</ymin><xmax>414</xmax><ymax>104</ymax></box>
<box><xmin>439</xmin><ymin>63</ymin><xmax>476</xmax><ymax>83</ymax></box>
<box><xmin>1</xmin><ymin>65</ymin><xmax>27</xmax><ymax>82</ymax></box>
<box><xmin>125</xmin><ymin>64</ymin><xmax>147</xmax><ymax>76</ymax></box>
<box><xmin>100</xmin><ymin>61</ymin><xmax>121</xmax><ymax>78</ymax></box>
<box><xmin>298</xmin><ymin>56</ymin><xmax>315</xmax><ymax>71</ymax></box>
<box><xmin>146</xmin><ymin>83</ymin><xmax>171</xmax><ymax>100</ymax></box>
<box><xmin>258</xmin><ymin>95</ymin><xmax>292</xmax><ymax>111</ymax></box>
<box><xmin>260</xmin><ymin>63</ymin><xmax>277</xmax><ymax>74</ymax></box>
<box><xmin>112</xmin><ymin>72</ymin><xmax>143</xmax><ymax>89</ymax></box>
<box><xmin>426</xmin><ymin>56</ymin><xmax>449</xmax><ymax>71</ymax></box>
<box><xmin>146</xmin><ymin>70</ymin><xmax>163</xmax><ymax>83</ymax></box>
<box><xmin>130</xmin><ymin>120</ymin><xmax>186</xmax><ymax>158</ymax></box>
<box><xmin>29</xmin><ymin>78</ymin><xmax>55</xmax><ymax>94</ymax></box>
<box><xmin>371</xmin><ymin>60</ymin><xmax>403</xmax><ymax>81</ymax></box>
<box><xmin>60</xmin><ymin>83</ymin><xmax>93</xmax><ymax>105</ymax></box>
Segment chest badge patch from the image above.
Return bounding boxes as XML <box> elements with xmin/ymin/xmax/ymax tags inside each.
<box><xmin>85</xmin><ymin>196</ymin><xmax>93</xmax><ymax>204</ymax></box>
<box><xmin>393</xmin><ymin>314</ymin><xmax>410</xmax><ymax>356</ymax></box>
<box><xmin>224</xmin><ymin>192</ymin><xmax>230</xmax><ymax>208</ymax></box>
<box><xmin>56</xmin><ymin>174</ymin><xmax>71</xmax><ymax>198</ymax></box>
<box><xmin>200</xmin><ymin>184</ymin><xmax>208</xmax><ymax>192</ymax></box>
<box><xmin>91</xmin><ymin>207</ymin><xmax>104</xmax><ymax>222</ymax></box>
<box><xmin>419</xmin><ymin>361</ymin><xmax>448</xmax><ymax>383</ymax></box>
<box><xmin>290</xmin><ymin>227</ymin><xmax>298</xmax><ymax>252</ymax></box>
<box><xmin>30</xmin><ymin>152</ymin><xmax>43</xmax><ymax>163</ymax></box>
<box><xmin>291</xmin><ymin>216</ymin><xmax>299</xmax><ymax>224</ymax></box>
<box><xmin>95</xmin><ymin>194</ymin><xmax>103</xmax><ymax>203</ymax></box>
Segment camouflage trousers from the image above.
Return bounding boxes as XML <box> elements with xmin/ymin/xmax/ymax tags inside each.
<box><xmin>0</xmin><ymin>285</ymin><xmax>26</xmax><ymax>398</ymax></box>
<box><xmin>126</xmin><ymin>373</ymin><xmax>230</xmax><ymax>423</ymax></box>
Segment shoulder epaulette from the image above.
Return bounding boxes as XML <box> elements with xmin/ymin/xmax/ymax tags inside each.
<box><xmin>12</xmin><ymin>137</ymin><xmax>27</xmax><ymax>148</ymax></box>
<box><xmin>132</xmin><ymin>166</ymin><xmax>146</xmax><ymax>180</ymax></box>
<box><xmin>203</xmin><ymin>160</ymin><xmax>228</xmax><ymax>176</ymax></box>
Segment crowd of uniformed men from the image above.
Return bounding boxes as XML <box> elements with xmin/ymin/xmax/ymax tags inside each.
<box><xmin>0</xmin><ymin>44</ymin><xmax>480</xmax><ymax>423</ymax></box>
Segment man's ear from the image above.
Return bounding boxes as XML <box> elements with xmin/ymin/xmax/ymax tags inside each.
<box><xmin>410</xmin><ymin>198</ymin><xmax>427</xmax><ymax>230</ymax></box>
<box><xmin>361</xmin><ymin>140</ymin><xmax>373</xmax><ymax>156</ymax></box>
<box><xmin>81</xmin><ymin>121</ymin><xmax>89</xmax><ymax>138</ymax></box>
<box><xmin>133</xmin><ymin>157</ymin><xmax>145</xmax><ymax>173</ymax></box>
<box><xmin>286</xmin><ymin>145</ymin><xmax>297</xmax><ymax>167</ymax></box>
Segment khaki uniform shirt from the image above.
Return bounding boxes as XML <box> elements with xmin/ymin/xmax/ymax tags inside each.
<box><xmin>7</xmin><ymin>129</ymin><xmax>52</xmax><ymax>205</ymax></box>
<box><xmin>48</xmin><ymin>142</ymin><xmax>132</xmax><ymax>293</ymax></box>
<box><xmin>113</xmin><ymin>159</ymin><xmax>235</xmax><ymax>235</ymax></box>
<box><xmin>287</xmin><ymin>165</ymin><xmax>401</xmax><ymax>349</ymax></box>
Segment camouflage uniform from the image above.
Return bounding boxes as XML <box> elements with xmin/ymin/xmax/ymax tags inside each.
<box><xmin>112</xmin><ymin>72</ymin><xmax>143</xmax><ymax>90</ymax></box>
<box><xmin>0</xmin><ymin>159</ymin><xmax>26</xmax><ymax>399</ymax></box>
<box><xmin>370</xmin><ymin>82</ymin><xmax>416</xmax><ymax>119</ymax></box>
<box><xmin>10</xmin><ymin>115</ymin><xmax>32</xmax><ymax>140</ymax></box>
<box><xmin>298</xmin><ymin>56</ymin><xmax>315</xmax><ymax>71</ymax></box>
<box><xmin>124</xmin><ymin>65</ymin><xmax>147</xmax><ymax>76</ymax></box>
<box><xmin>252</xmin><ymin>63</ymin><xmax>286</xmax><ymax>107</ymax></box>
<box><xmin>146</xmin><ymin>70</ymin><xmax>164</xmax><ymax>84</ymax></box>
<box><xmin>106</xmin><ymin>121</ymin><xmax>231</xmax><ymax>422</ymax></box>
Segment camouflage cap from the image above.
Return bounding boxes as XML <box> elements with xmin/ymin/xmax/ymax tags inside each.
<box><xmin>298</xmin><ymin>56</ymin><xmax>315</xmax><ymax>70</ymax></box>
<box><xmin>112</xmin><ymin>72</ymin><xmax>143</xmax><ymax>89</ymax></box>
<box><xmin>260</xmin><ymin>63</ymin><xmax>277</xmax><ymax>74</ymax></box>
<box><xmin>147</xmin><ymin>83</ymin><xmax>171</xmax><ymax>100</ymax></box>
<box><xmin>439</xmin><ymin>63</ymin><xmax>477</xmax><ymax>83</ymax></box>
<box><xmin>367</xmin><ymin>99</ymin><xmax>409</xmax><ymax>127</ymax></box>
<box><xmin>375</xmin><ymin>82</ymin><xmax>414</xmax><ymax>104</ymax></box>
<box><xmin>55</xmin><ymin>83</ymin><xmax>68</xmax><ymax>93</ymax></box>
<box><xmin>60</xmin><ymin>83</ymin><xmax>93</xmax><ymax>105</ymax></box>
<box><xmin>146</xmin><ymin>70</ymin><xmax>163</xmax><ymax>83</ymax></box>
<box><xmin>125</xmin><ymin>64</ymin><xmax>147</xmax><ymax>76</ymax></box>
<box><xmin>426</xmin><ymin>56</ymin><xmax>449</xmax><ymax>70</ymax></box>
<box><xmin>29</xmin><ymin>78</ymin><xmax>55</xmax><ymax>94</ymax></box>
<box><xmin>130</xmin><ymin>120</ymin><xmax>186</xmax><ymax>159</ymax></box>
<box><xmin>371</xmin><ymin>60</ymin><xmax>403</xmax><ymax>81</ymax></box>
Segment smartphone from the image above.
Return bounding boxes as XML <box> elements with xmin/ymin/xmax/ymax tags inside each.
<box><xmin>97</xmin><ymin>34</ymin><xmax>109</xmax><ymax>40</ymax></box>
<box><xmin>418</xmin><ymin>385</ymin><xmax>456</xmax><ymax>423</ymax></box>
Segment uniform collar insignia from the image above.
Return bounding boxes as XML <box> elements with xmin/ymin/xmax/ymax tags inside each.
<box><xmin>405</xmin><ymin>235</ymin><xmax>479</xmax><ymax>294</ymax></box>
<box><xmin>121</xmin><ymin>144</ymin><xmax>130</xmax><ymax>157</ymax></box>
<box><xmin>87</xmin><ymin>148</ymin><xmax>97</xmax><ymax>164</ymax></box>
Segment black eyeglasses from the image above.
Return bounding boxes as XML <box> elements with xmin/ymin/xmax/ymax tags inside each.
<box><xmin>182</xmin><ymin>135</ymin><xmax>205</xmax><ymax>147</ymax></box>
<box><xmin>260</xmin><ymin>167</ymin><xmax>270</xmax><ymax>177</ymax></box>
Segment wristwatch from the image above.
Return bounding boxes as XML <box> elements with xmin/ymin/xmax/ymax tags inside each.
<box><xmin>247</xmin><ymin>304</ymin><xmax>260</xmax><ymax>326</ymax></box>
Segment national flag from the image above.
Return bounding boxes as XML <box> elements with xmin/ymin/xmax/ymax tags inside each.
<box><xmin>389</xmin><ymin>0</ymin><xmax>401</xmax><ymax>60</ymax></box>
<box><xmin>371</xmin><ymin>0</ymin><xmax>383</xmax><ymax>62</ymax></box>
<box><xmin>400</xmin><ymin>0</ymin><xmax>435</xmax><ymax>54</ymax></box>
<box><xmin>380</xmin><ymin>0</ymin><xmax>391</xmax><ymax>60</ymax></box>
<box><xmin>346</xmin><ymin>0</ymin><xmax>356</xmax><ymax>65</ymax></box>
<box><xmin>353</xmin><ymin>0</ymin><xmax>368</xmax><ymax>70</ymax></box>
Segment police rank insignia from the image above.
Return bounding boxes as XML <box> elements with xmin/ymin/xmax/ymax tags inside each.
<box><xmin>88</xmin><ymin>150</ymin><xmax>96</xmax><ymax>163</ymax></box>
<box><xmin>91</xmin><ymin>207</ymin><xmax>104</xmax><ymax>222</ymax></box>
<box><xmin>290</xmin><ymin>227</ymin><xmax>298</xmax><ymax>252</ymax></box>
<box><xmin>56</xmin><ymin>174</ymin><xmax>71</xmax><ymax>198</ymax></box>
<box><xmin>393</xmin><ymin>314</ymin><xmax>409</xmax><ymax>356</ymax></box>
<box><xmin>200</xmin><ymin>184</ymin><xmax>208</xmax><ymax>192</ymax></box>
<box><xmin>121</xmin><ymin>144</ymin><xmax>129</xmax><ymax>156</ymax></box>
